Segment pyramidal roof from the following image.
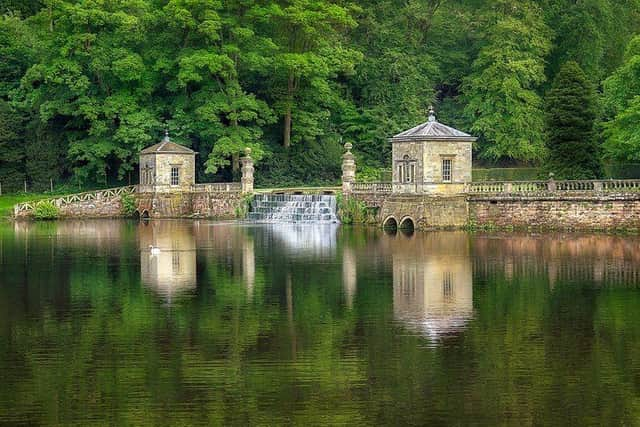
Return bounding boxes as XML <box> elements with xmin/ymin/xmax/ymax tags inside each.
<box><xmin>392</xmin><ymin>107</ymin><xmax>476</xmax><ymax>142</ymax></box>
<box><xmin>141</xmin><ymin>130</ymin><xmax>196</xmax><ymax>154</ymax></box>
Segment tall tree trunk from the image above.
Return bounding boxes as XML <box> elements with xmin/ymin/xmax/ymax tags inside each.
<box><xmin>232</xmin><ymin>153</ymin><xmax>239</xmax><ymax>173</ymax></box>
<box><xmin>283</xmin><ymin>72</ymin><xmax>295</xmax><ymax>148</ymax></box>
<box><xmin>283</xmin><ymin>107</ymin><xmax>291</xmax><ymax>148</ymax></box>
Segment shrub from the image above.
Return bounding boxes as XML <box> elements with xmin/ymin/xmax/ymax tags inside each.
<box><xmin>235</xmin><ymin>194</ymin><xmax>254</xmax><ymax>219</ymax></box>
<box><xmin>33</xmin><ymin>201</ymin><xmax>59</xmax><ymax>220</ymax></box>
<box><xmin>121</xmin><ymin>193</ymin><xmax>137</xmax><ymax>217</ymax></box>
<box><xmin>337</xmin><ymin>193</ymin><xmax>371</xmax><ymax>224</ymax></box>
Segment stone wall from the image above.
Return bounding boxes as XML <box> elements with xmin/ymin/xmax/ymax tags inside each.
<box><xmin>136</xmin><ymin>191</ymin><xmax>243</xmax><ymax>219</ymax></box>
<box><xmin>351</xmin><ymin>193</ymin><xmax>468</xmax><ymax>230</ymax></box>
<box><xmin>352</xmin><ymin>191</ymin><xmax>640</xmax><ymax>231</ymax></box>
<box><xmin>468</xmin><ymin>194</ymin><xmax>640</xmax><ymax>231</ymax></box>
<box><xmin>191</xmin><ymin>191</ymin><xmax>243</xmax><ymax>219</ymax></box>
<box><xmin>139</xmin><ymin>152</ymin><xmax>196</xmax><ymax>194</ymax></box>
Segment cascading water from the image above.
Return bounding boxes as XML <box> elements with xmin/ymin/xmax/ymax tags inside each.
<box><xmin>247</xmin><ymin>194</ymin><xmax>340</xmax><ymax>224</ymax></box>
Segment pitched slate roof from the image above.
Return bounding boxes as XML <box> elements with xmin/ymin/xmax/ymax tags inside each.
<box><xmin>140</xmin><ymin>131</ymin><xmax>196</xmax><ymax>154</ymax></box>
<box><xmin>392</xmin><ymin>107</ymin><xmax>476</xmax><ymax>142</ymax></box>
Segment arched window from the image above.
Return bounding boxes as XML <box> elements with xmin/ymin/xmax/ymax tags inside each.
<box><xmin>397</xmin><ymin>155</ymin><xmax>416</xmax><ymax>183</ymax></box>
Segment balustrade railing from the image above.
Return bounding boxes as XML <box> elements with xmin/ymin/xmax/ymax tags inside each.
<box><xmin>352</xmin><ymin>182</ymin><xmax>393</xmax><ymax>194</ymax></box>
<box><xmin>14</xmin><ymin>186</ymin><xmax>137</xmax><ymax>215</ymax></box>
<box><xmin>193</xmin><ymin>183</ymin><xmax>242</xmax><ymax>193</ymax></box>
<box><xmin>466</xmin><ymin>179</ymin><xmax>640</xmax><ymax>195</ymax></box>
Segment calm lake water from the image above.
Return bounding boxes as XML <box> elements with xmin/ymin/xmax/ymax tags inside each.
<box><xmin>1</xmin><ymin>220</ymin><xmax>640</xmax><ymax>426</ymax></box>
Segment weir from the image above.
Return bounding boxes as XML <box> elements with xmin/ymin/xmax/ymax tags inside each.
<box><xmin>247</xmin><ymin>194</ymin><xmax>339</xmax><ymax>224</ymax></box>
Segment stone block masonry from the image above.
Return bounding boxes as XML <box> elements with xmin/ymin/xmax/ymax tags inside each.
<box><xmin>136</xmin><ymin>190</ymin><xmax>243</xmax><ymax>219</ymax></box>
<box><xmin>380</xmin><ymin>195</ymin><xmax>469</xmax><ymax>230</ymax></box>
<box><xmin>350</xmin><ymin>190</ymin><xmax>640</xmax><ymax>232</ymax></box>
<box><xmin>468</xmin><ymin>194</ymin><xmax>640</xmax><ymax>231</ymax></box>
<box><xmin>14</xmin><ymin>186</ymin><xmax>245</xmax><ymax>220</ymax></box>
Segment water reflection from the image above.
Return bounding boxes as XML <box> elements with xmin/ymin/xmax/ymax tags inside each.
<box><xmin>139</xmin><ymin>221</ymin><xmax>197</xmax><ymax>303</ymax></box>
<box><xmin>391</xmin><ymin>232</ymin><xmax>473</xmax><ymax>339</ymax></box>
<box><xmin>4</xmin><ymin>221</ymin><xmax>640</xmax><ymax>425</ymax></box>
<box><xmin>270</xmin><ymin>223</ymin><xmax>339</xmax><ymax>258</ymax></box>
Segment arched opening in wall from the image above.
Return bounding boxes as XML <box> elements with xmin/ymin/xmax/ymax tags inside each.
<box><xmin>383</xmin><ymin>216</ymin><xmax>398</xmax><ymax>234</ymax></box>
<box><xmin>399</xmin><ymin>217</ymin><xmax>415</xmax><ymax>235</ymax></box>
<box><xmin>141</xmin><ymin>210</ymin><xmax>150</xmax><ymax>220</ymax></box>
<box><xmin>133</xmin><ymin>210</ymin><xmax>141</xmax><ymax>220</ymax></box>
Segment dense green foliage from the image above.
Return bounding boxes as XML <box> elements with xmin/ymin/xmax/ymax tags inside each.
<box><xmin>120</xmin><ymin>193</ymin><xmax>137</xmax><ymax>217</ymax></box>
<box><xmin>602</xmin><ymin>35</ymin><xmax>640</xmax><ymax>161</ymax></box>
<box><xmin>32</xmin><ymin>200</ymin><xmax>59</xmax><ymax>219</ymax></box>
<box><xmin>1</xmin><ymin>0</ymin><xmax>640</xmax><ymax>189</ymax></box>
<box><xmin>545</xmin><ymin>62</ymin><xmax>601</xmax><ymax>179</ymax></box>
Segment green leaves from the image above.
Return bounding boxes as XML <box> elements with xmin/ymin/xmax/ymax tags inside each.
<box><xmin>3</xmin><ymin>0</ymin><xmax>640</xmax><ymax>189</ymax></box>
<box><xmin>545</xmin><ymin>61</ymin><xmax>601</xmax><ymax>179</ymax></box>
<box><xmin>603</xmin><ymin>36</ymin><xmax>640</xmax><ymax>162</ymax></box>
<box><xmin>463</xmin><ymin>0</ymin><xmax>551</xmax><ymax>162</ymax></box>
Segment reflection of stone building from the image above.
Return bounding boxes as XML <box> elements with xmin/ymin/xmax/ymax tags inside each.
<box><xmin>392</xmin><ymin>232</ymin><xmax>473</xmax><ymax>338</ymax></box>
<box><xmin>139</xmin><ymin>221</ymin><xmax>197</xmax><ymax>302</ymax></box>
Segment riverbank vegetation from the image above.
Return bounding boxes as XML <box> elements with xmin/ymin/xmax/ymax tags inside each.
<box><xmin>1</xmin><ymin>0</ymin><xmax>640</xmax><ymax>190</ymax></box>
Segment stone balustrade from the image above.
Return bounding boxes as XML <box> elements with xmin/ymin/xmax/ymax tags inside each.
<box><xmin>352</xmin><ymin>182</ymin><xmax>393</xmax><ymax>194</ymax></box>
<box><xmin>193</xmin><ymin>183</ymin><xmax>242</xmax><ymax>193</ymax></box>
<box><xmin>465</xmin><ymin>179</ymin><xmax>640</xmax><ymax>195</ymax></box>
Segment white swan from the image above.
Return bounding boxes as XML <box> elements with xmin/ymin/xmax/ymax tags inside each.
<box><xmin>149</xmin><ymin>245</ymin><xmax>161</xmax><ymax>255</ymax></box>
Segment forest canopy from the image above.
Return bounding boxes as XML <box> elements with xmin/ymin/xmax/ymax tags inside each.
<box><xmin>1</xmin><ymin>0</ymin><xmax>640</xmax><ymax>190</ymax></box>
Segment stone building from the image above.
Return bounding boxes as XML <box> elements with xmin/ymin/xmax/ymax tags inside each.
<box><xmin>391</xmin><ymin>107</ymin><xmax>476</xmax><ymax>194</ymax></box>
<box><xmin>138</xmin><ymin>130</ymin><xmax>196</xmax><ymax>193</ymax></box>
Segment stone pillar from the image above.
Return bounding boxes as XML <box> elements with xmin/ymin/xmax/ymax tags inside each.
<box><xmin>241</xmin><ymin>147</ymin><xmax>254</xmax><ymax>194</ymax></box>
<box><xmin>547</xmin><ymin>173</ymin><xmax>556</xmax><ymax>192</ymax></box>
<box><xmin>342</xmin><ymin>142</ymin><xmax>356</xmax><ymax>195</ymax></box>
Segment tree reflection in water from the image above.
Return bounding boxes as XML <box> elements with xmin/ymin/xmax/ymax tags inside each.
<box><xmin>2</xmin><ymin>221</ymin><xmax>640</xmax><ymax>426</ymax></box>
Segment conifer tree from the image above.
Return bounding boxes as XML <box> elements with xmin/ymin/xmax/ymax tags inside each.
<box><xmin>545</xmin><ymin>61</ymin><xmax>601</xmax><ymax>179</ymax></box>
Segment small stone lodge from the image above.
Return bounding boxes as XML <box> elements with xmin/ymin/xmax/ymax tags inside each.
<box><xmin>390</xmin><ymin>107</ymin><xmax>476</xmax><ymax>195</ymax></box>
<box><xmin>135</xmin><ymin>131</ymin><xmax>250</xmax><ymax>218</ymax></box>
<box><xmin>138</xmin><ymin>130</ymin><xmax>197</xmax><ymax>193</ymax></box>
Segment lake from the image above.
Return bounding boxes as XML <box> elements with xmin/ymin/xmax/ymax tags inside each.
<box><xmin>1</xmin><ymin>220</ymin><xmax>640</xmax><ymax>426</ymax></box>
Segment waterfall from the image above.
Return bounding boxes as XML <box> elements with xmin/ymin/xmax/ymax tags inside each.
<box><xmin>247</xmin><ymin>194</ymin><xmax>340</xmax><ymax>224</ymax></box>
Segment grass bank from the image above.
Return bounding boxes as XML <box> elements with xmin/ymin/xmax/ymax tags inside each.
<box><xmin>0</xmin><ymin>193</ymin><xmax>60</xmax><ymax>218</ymax></box>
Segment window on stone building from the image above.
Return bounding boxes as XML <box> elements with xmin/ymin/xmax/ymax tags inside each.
<box><xmin>442</xmin><ymin>159</ymin><xmax>452</xmax><ymax>182</ymax></box>
<box><xmin>171</xmin><ymin>167</ymin><xmax>180</xmax><ymax>186</ymax></box>
<box><xmin>399</xmin><ymin>155</ymin><xmax>415</xmax><ymax>183</ymax></box>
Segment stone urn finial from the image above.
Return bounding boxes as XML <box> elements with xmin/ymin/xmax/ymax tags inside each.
<box><xmin>344</xmin><ymin>142</ymin><xmax>353</xmax><ymax>152</ymax></box>
<box><xmin>428</xmin><ymin>105</ymin><xmax>436</xmax><ymax>122</ymax></box>
<box><xmin>244</xmin><ymin>147</ymin><xmax>252</xmax><ymax>156</ymax></box>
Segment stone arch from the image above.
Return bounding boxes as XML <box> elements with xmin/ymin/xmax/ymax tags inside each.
<box><xmin>141</xmin><ymin>210</ymin><xmax>150</xmax><ymax>219</ymax></box>
<box><xmin>399</xmin><ymin>216</ymin><xmax>415</xmax><ymax>232</ymax></box>
<box><xmin>133</xmin><ymin>210</ymin><xmax>141</xmax><ymax>220</ymax></box>
<box><xmin>383</xmin><ymin>216</ymin><xmax>398</xmax><ymax>231</ymax></box>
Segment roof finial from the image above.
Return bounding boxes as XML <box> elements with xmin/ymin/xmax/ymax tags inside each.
<box><xmin>163</xmin><ymin>128</ymin><xmax>170</xmax><ymax>142</ymax></box>
<box><xmin>428</xmin><ymin>105</ymin><xmax>436</xmax><ymax>122</ymax></box>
